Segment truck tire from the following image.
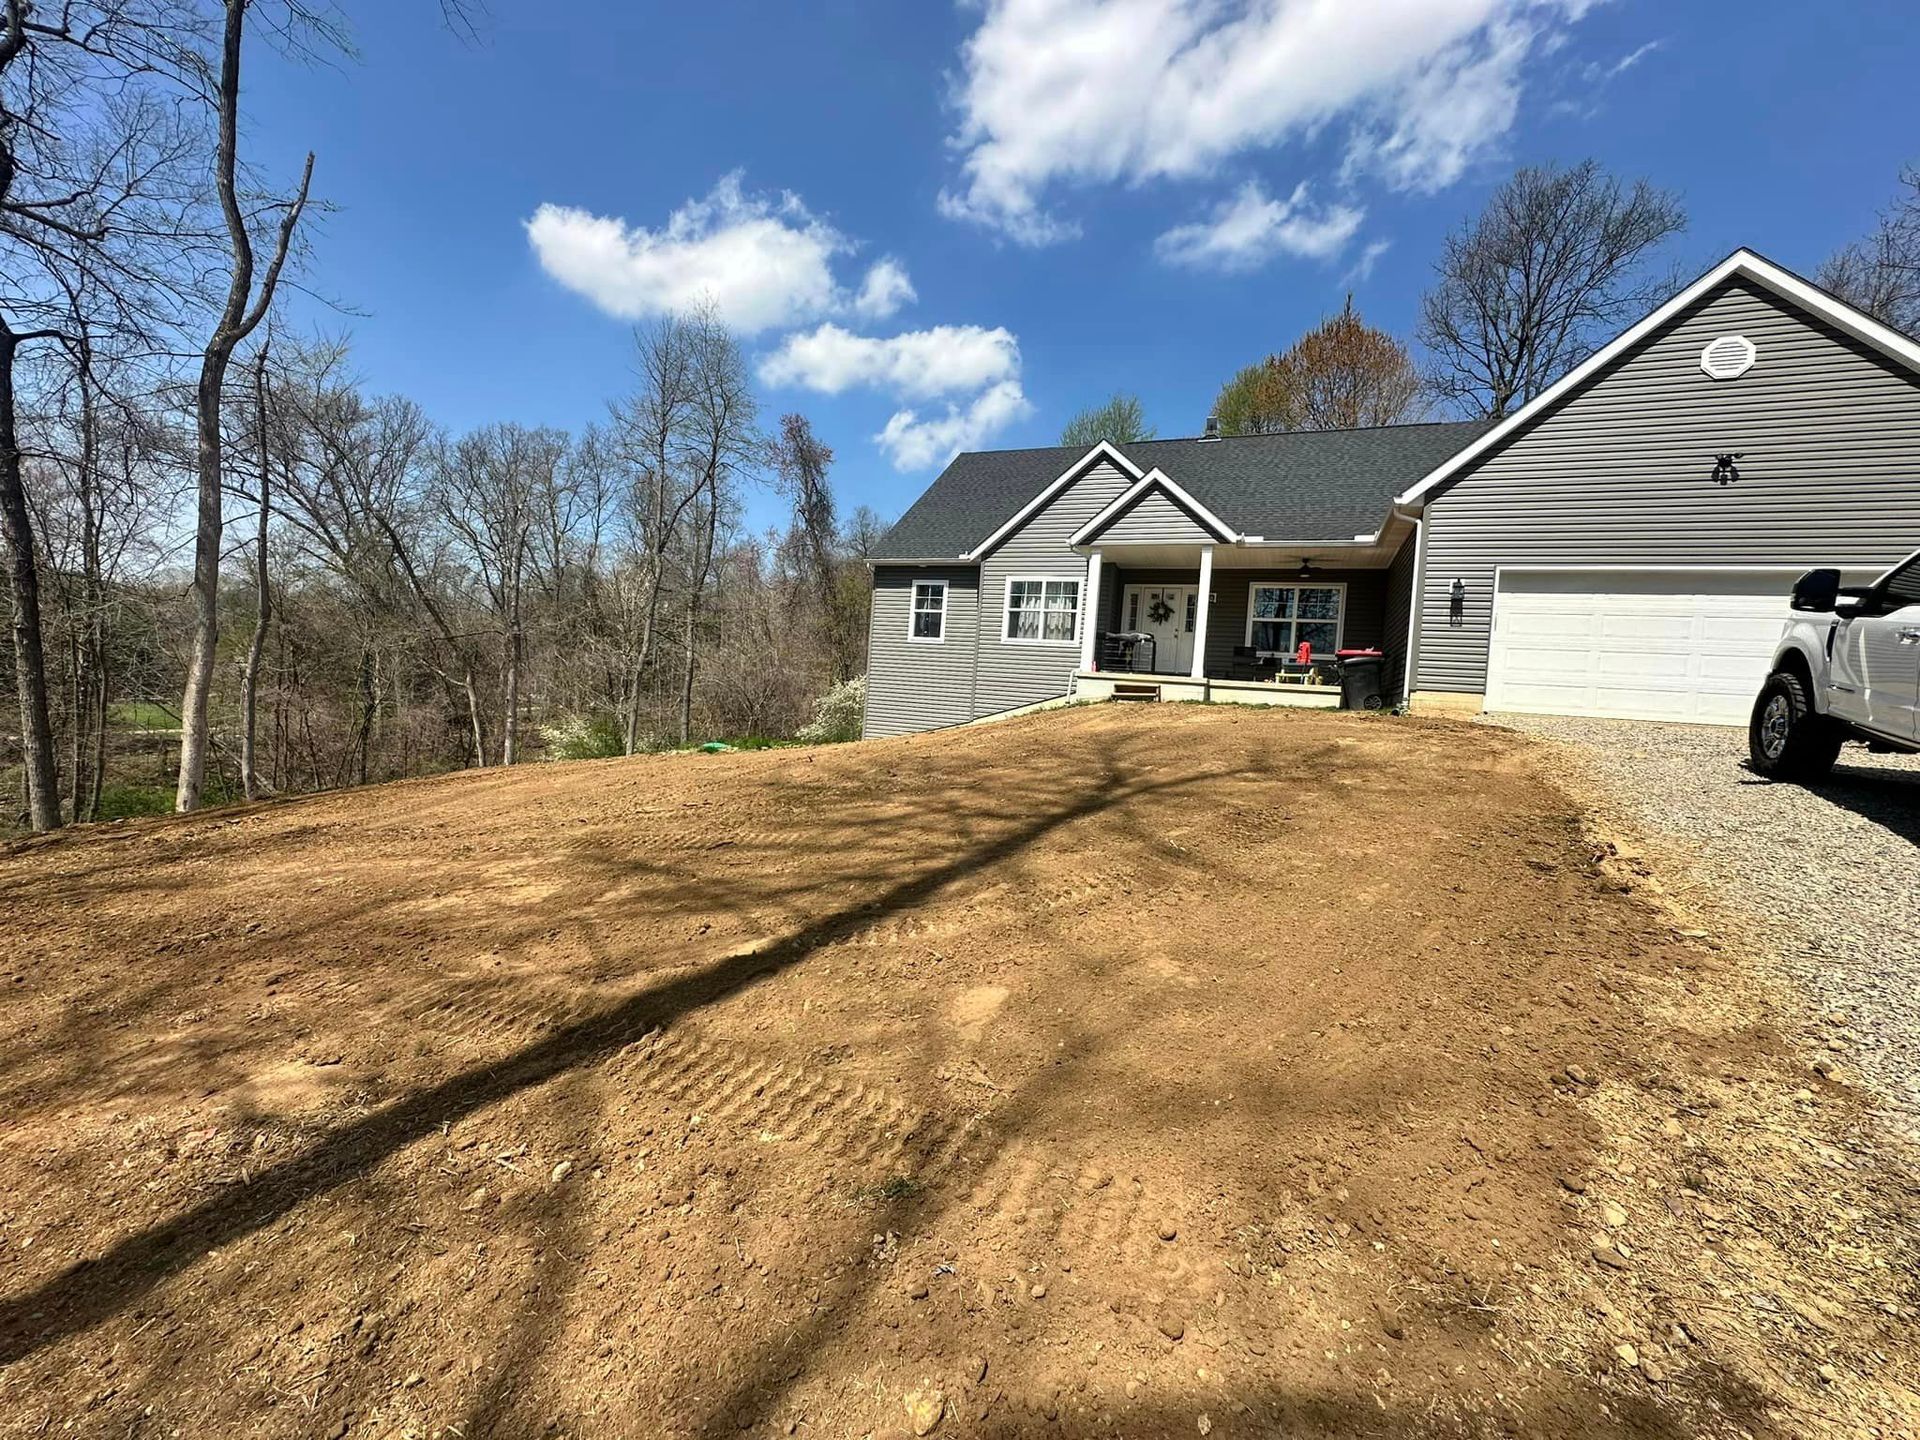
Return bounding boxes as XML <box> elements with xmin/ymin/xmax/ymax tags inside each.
<box><xmin>1748</xmin><ymin>670</ymin><xmax>1843</xmax><ymax>781</ymax></box>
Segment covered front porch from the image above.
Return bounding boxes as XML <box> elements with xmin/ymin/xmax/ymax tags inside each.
<box><xmin>1071</xmin><ymin>540</ymin><xmax>1402</xmax><ymax>701</ymax></box>
<box><xmin>1071</xmin><ymin>669</ymin><xmax>1344</xmax><ymax>708</ymax></box>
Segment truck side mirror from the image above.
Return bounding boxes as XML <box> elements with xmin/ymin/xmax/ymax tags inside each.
<box><xmin>1789</xmin><ymin>568</ymin><xmax>1841</xmax><ymax>613</ymax></box>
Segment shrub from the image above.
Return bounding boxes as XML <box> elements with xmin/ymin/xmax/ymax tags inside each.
<box><xmin>796</xmin><ymin>677</ymin><xmax>865</xmax><ymax>745</ymax></box>
<box><xmin>96</xmin><ymin>783</ymin><xmax>175</xmax><ymax>820</ymax></box>
<box><xmin>541</xmin><ymin>711</ymin><xmax>627</xmax><ymax>761</ymax></box>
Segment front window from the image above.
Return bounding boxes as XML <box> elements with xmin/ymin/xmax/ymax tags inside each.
<box><xmin>1884</xmin><ymin>555</ymin><xmax>1920</xmax><ymax>606</ymax></box>
<box><xmin>1248</xmin><ymin>584</ymin><xmax>1343</xmax><ymax>655</ymax></box>
<box><xmin>1006</xmin><ymin>577</ymin><xmax>1081</xmax><ymax>644</ymax></box>
<box><xmin>909</xmin><ymin>580</ymin><xmax>947</xmax><ymax>641</ymax></box>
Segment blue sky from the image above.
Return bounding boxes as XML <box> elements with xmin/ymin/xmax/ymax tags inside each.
<box><xmin>248</xmin><ymin>1</ymin><xmax>1920</xmax><ymax>533</ymax></box>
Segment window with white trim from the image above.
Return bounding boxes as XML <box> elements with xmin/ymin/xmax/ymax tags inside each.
<box><xmin>909</xmin><ymin>580</ymin><xmax>947</xmax><ymax>641</ymax></box>
<box><xmin>1247</xmin><ymin>584</ymin><xmax>1344</xmax><ymax>655</ymax></box>
<box><xmin>1005</xmin><ymin>577</ymin><xmax>1081</xmax><ymax>644</ymax></box>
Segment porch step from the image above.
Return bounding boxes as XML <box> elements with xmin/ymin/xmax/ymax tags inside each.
<box><xmin>1109</xmin><ymin>682</ymin><xmax>1162</xmax><ymax>703</ymax></box>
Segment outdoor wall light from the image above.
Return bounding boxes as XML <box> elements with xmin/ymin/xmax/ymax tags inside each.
<box><xmin>1710</xmin><ymin>452</ymin><xmax>1744</xmax><ymax>486</ymax></box>
<box><xmin>1449</xmin><ymin>578</ymin><xmax>1467</xmax><ymax>627</ymax></box>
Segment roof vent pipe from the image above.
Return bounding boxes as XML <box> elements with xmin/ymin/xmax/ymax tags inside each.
<box><xmin>1201</xmin><ymin>414</ymin><xmax>1221</xmax><ymax>441</ymax></box>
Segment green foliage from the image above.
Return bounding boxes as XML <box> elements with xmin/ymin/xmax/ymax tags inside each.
<box><xmin>796</xmin><ymin>677</ymin><xmax>866</xmax><ymax>744</ymax></box>
<box><xmin>106</xmin><ymin>701</ymin><xmax>176</xmax><ymax>731</ymax></box>
<box><xmin>855</xmin><ymin>1174</ymin><xmax>924</xmax><ymax>1205</ymax></box>
<box><xmin>1213</xmin><ymin>299</ymin><xmax>1423</xmax><ymax>435</ymax></box>
<box><xmin>1059</xmin><ymin>393</ymin><xmax>1154</xmax><ymax>447</ymax></box>
<box><xmin>541</xmin><ymin>712</ymin><xmax>627</xmax><ymax>761</ymax></box>
<box><xmin>95</xmin><ymin>783</ymin><xmax>178</xmax><ymax>820</ymax></box>
<box><xmin>1213</xmin><ymin>358</ymin><xmax>1299</xmax><ymax>435</ymax></box>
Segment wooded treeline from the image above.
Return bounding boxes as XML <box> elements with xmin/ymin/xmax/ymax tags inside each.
<box><xmin>2</xmin><ymin>2</ymin><xmax>874</xmax><ymax>833</ymax></box>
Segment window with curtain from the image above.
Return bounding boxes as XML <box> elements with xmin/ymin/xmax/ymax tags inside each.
<box><xmin>1248</xmin><ymin>584</ymin><xmax>1343</xmax><ymax>654</ymax></box>
<box><xmin>1005</xmin><ymin>577</ymin><xmax>1081</xmax><ymax>643</ymax></box>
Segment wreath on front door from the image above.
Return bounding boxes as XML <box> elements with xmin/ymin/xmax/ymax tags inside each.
<box><xmin>1146</xmin><ymin>596</ymin><xmax>1175</xmax><ymax>625</ymax></box>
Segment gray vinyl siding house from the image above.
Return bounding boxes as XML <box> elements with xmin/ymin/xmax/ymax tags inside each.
<box><xmin>863</xmin><ymin>250</ymin><xmax>1920</xmax><ymax>739</ymax></box>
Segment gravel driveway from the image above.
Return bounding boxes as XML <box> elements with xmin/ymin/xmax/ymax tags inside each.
<box><xmin>1487</xmin><ymin>712</ymin><xmax>1920</xmax><ymax>1119</ymax></box>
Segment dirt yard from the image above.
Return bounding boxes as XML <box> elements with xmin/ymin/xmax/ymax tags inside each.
<box><xmin>1</xmin><ymin>705</ymin><xmax>1914</xmax><ymax>1439</ymax></box>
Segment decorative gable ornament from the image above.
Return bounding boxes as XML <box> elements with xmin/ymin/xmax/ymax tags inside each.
<box><xmin>1699</xmin><ymin>335</ymin><xmax>1758</xmax><ymax>380</ymax></box>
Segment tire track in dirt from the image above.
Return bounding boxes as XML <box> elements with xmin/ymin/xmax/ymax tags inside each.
<box><xmin>596</xmin><ymin>1028</ymin><xmax>980</xmax><ymax>1183</ymax></box>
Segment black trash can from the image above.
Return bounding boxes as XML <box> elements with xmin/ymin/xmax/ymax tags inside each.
<box><xmin>1337</xmin><ymin>650</ymin><xmax>1385</xmax><ymax>711</ymax></box>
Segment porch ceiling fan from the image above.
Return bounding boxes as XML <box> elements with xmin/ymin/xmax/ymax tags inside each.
<box><xmin>1296</xmin><ymin>557</ymin><xmax>1315</xmax><ymax>581</ymax></box>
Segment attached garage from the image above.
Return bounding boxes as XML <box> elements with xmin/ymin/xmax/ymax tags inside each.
<box><xmin>1488</xmin><ymin>569</ymin><xmax>1816</xmax><ymax>724</ymax></box>
<box><xmin>1400</xmin><ymin>249</ymin><xmax>1920</xmax><ymax>723</ymax></box>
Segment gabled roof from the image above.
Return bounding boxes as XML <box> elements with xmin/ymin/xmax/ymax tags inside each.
<box><xmin>1395</xmin><ymin>247</ymin><xmax>1920</xmax><ymax>508</ymax></box>
<box><xmin>1070</xmin><ymin>468</ymin><xmax>1239</xmax><ymax>547</ymax></box>
<box><xmin>869</xmin><ymin>420</ymin><xmax>1495</xmax><ymax>561</ymax></box>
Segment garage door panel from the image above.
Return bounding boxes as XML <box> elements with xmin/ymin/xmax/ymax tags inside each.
<box><xmin>1594</xmin><ymin>649</ymin><xmax>1693</xmax><ymax>681</ymax></box>
<box><xmin>1502</xmin><ymin>611</ymin><xmax>1599</xmax><ymax>641</ymax></box>
<box><xmin>1488</xmin><ymin>570</ymin><xmax>1800</xmax><ymax>726</ymax></box>
<box><xmin>1596</xmin><ymin>613</ymin><xmax>1701</xmax><ymax>644</ymax></box>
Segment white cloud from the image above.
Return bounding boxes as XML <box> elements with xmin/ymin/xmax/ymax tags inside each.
<box><xmin>1155</xmin><ymin>181</ymin><xmax>1364</xmax><ymax>272</ymax></box>
<box><xmin>759</xmin><ymin>322</ymin><xmax>1020</xmax><ymax>400</ymax></box>
<box><xmin>1343</xmin><ymin>238</ymin><xmax>1394</xmax><ymax>286</ymax></box>
<box><xmin>525</xmin><ymin>173</ymin><xmax>915</xmax><ymax>334</ymax></box>
<box><xmin>1590</xmin><ymin>38</ymin><xmax>1660</xmax><ymax>80</ymax></box>
<box><xmin>1344</xmin><ymin>17</ymin><xmax>1534</xmax><ymax>192</ymax></box>
<box><xmin>940</xmin><ymin>0</ymin><xmax>1596</xmax><ymax>244</ymax></box>
<box><xmin>853</xmin><ymin>258</ymin><xmax>916</xmax><ymax>319</ymax></box>
<box><xmin>875</xmin><ymin>381</ymin><xmax>1034</xmax><ymax>472</ymax></box>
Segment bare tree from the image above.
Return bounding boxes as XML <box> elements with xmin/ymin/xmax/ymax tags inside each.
<box><xmin>1</xmin><ymin>0</ymin><xmax>204</xmax><ymax>831</ymax></box>
<box><xmin>610</xmin><ymin>316</ymin><xmax>700</xmax><ymax>753</ymax></box>
<box><xmin>1819</xmin><ymin>165</ymin><xmax>1920</xmax><ymax>338</ymax></box>
<box><xmin>1418</xmin><ymin>160</ymin><xmax>1686</xmax><ymax>418</ymax></box>
<box><xmin>239</xmin><ymin>340</ymin><xmax>272</xmax><ymax>797</ymax></box>
<box><xmin>176</xmin><ymin>0</ymin><xmax>316</xmax><ymax>812</ymax></box>
<box><xmin>676</xmin><ymin>311</ymin><xmax>757</xmax><ymax>743</ymax></box>
<box><xmin>436</xmin><ymin>423</ymin><xmax>570</xmax><ymax>764</ymax></box>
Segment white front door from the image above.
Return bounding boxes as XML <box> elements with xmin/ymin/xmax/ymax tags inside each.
<box><xmin>1123</xmin><ymin>584</ymin><xmax>1195</xmax><ymax>673</ymax></box>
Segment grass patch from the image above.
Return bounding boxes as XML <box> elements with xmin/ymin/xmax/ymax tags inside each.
<box><xmin>106</xmin><ymin>700</ymin><xmax>177</xmax><ymax>730</ymax></box>
<box><xmin>854</xmin><ymin>1174</ymin><xmax>924</xmax><ymax>1205</ymax></box>
<box><xmin>96</xmin><ymin>783</ymin><xmax>175</xmax><ymax>820</ymax></box>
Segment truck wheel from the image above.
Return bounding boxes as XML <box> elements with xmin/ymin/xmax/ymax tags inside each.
<box><xmin>1748</xmin><ymin>671</ymin><xmax>1843</xmax><ymax>781</ymax></box>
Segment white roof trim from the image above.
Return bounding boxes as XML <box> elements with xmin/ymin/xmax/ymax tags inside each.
<box><xmin>961</xmin><ymin>440</ymin><xmax>1145</xmax><ymax>561</ymax></box>
<box><xmin>1393</xmin><ymin>248</ymin><xmax>1920</xmax><ymax>509</ymax></box>
<box><xmin>1067</xmin><ymin>467</ymin><xmax>1239</xmax><ymax>547</ymax></box>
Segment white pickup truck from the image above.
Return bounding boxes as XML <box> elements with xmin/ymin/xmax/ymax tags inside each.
<box><xmin>1748</xmin><ymin>550</ymin><xmax>1920</xmax><ymax>779</ymax></box>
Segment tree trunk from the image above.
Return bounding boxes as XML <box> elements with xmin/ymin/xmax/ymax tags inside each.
<box><xmin>502</xmin><ymin>568</ymin><xmax>522</xmax><ymax>765</ymax></box>
<box><xmin>678</xmin><ymin>589</ymin><xmax>697</xmax><ymax>744</ymax></box>
<box><xmin>241</xmin><ymin>349</ymin><xmax>271</xmax><ymax>799</ymax></box>
<box><xmin>176</xmin><ymin>350</ymin><xmax>230</xmax><ymax>812</ymax></box>
<box><xmin>354</xmin><ymin>643</ymin><xmax>374</xmax><ymax>786</ymax></box>
<box><xmin>176</xmin><ymin>0</ymin><xmax>311</xmax><ymax>813</ymax></box>
<box><xmin>623</xmin><ymin>468</ymin><xmax>670</xmax><ymax>755</ymax></box>
<box><xmin>678</xmin><ymin>488</ymin><xmax>717</xmax><ymax>745</ymax></box>
<box><xmin>73</xmin><ymin>349</ymin><xmax>103</xmax><ymax>821</ymax></box>
<box><xmin>0</xmin><ymin>326</ymin><xmax>61</xmax><ymax>831</ymax></box>
<box><xmin>462</xmin><ymin>663</ymin><xmax>486</xmax><ymax>765</ymax></box>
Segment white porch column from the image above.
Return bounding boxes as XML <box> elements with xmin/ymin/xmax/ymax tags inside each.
<box><xmin>1190</xmin><ymin>544</ymin><xmax>1214</xmax><ymax>680</ymax></box>
<box><xmin>1079</xmin><ymin>548</ymin><xmax>1104</xmax><ymax>671</ymax></box>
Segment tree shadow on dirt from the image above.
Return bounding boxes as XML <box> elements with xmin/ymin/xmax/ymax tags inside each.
<box><xmin>0</xmin><ymin>758</ymin><xmax>1212</xmax><ymax>1368</ymax></box>
<box><xmin>0</xmin><ymin>741</ymin><xmax>1127</xmax><ymax>1121</ymax></box>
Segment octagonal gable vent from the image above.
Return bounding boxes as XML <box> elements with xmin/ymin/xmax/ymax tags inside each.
<box><xmin>1700</xmin><ymin>334</ymin><xmax>1758</xmax><ymax>380</ymax></box>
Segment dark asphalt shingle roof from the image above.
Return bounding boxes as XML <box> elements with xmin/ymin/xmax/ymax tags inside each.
<box><xmin>869</xmin><ymin>420</ymin><xmax>1497</xmax><ymax>560</ymax></box>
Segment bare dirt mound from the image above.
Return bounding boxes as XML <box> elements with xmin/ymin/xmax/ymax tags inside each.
<box><xmin>0</xmin><ymin>705</ymin><xmax>1913</xmax><ymax>1438</ymax></box>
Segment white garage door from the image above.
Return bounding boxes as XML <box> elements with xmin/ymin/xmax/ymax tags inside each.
<box><xmin>1487</xmin><ymin>569</ymin><xmax>1809</xmax><ymax>725</ymax></box>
